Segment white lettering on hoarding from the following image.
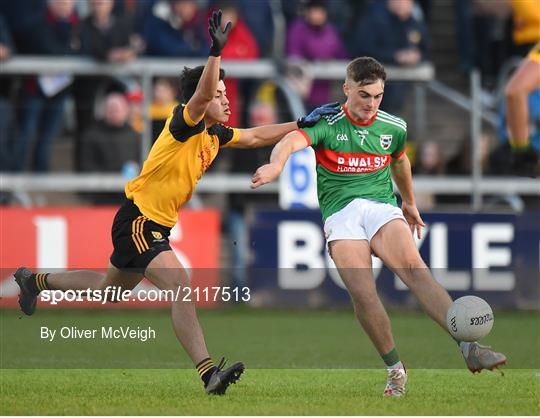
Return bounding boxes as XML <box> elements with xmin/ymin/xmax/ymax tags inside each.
<box><xmin>33</xmin><ymin>216</ymin><xmax>67</xmax><ymax>269</ymax></box>
<box><xmin>278</xmin><ymin>221</ymin><xmax>325</xmax><ymax>289</ymax></box>
<box><xmin>472</xmin><ymin>224</ymin><xmax>514</xmax><ymax>291</ymax></box>
<box><xmin>277</xmin><ymin>220</ymin><xmax>515</xmax><ymax>292</ymax></box>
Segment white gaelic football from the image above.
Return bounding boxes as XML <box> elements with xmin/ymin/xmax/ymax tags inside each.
<box><xmin>446</xmin><ymin>296</ymin><xmax>494</xmax><ymax>342</ymax></box>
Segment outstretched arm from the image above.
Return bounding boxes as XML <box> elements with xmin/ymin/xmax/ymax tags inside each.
<box><xmin>251</xmin><ymin>130</ymin><xmax>309</xmax><ymax>188</ymax></box>
<box><xmin>233</xmin><ymin>121</ymin><xmax>299</xmax><ymax>148</ymax></box>
<box><xmin>185</xmin><ymin>10</ymin><xmax>231</xmax><ymax>123</ymax></box>
<box><xmin>390</xmin><ymin>154</ymin><xmax>425</xmax><ymax>239</ymax></box>
<box><xmin>230</xmin><ymin>102</ymin><xmax>341</xmax><ymax>148</ymax></box>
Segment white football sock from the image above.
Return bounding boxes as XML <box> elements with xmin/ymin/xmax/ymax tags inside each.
<box><xmin>387</xmin><ymin>361</ymin><xmax>405</xmax><ymax>371</ymax></box>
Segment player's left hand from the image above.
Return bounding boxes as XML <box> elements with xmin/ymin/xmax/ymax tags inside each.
<box><xmin>297</xmin><ymin>102</ymin><xmax>341</xmax><ymax>128</ymax></box>
<box><xmin>401</xmin><ymin>202</ymin><xmax>425</xmax><ymax>239</ymax></box>
<box><xmin>208</xmin><ymin>10</ymin><xmax>232</xmax><ymax>57</ymax></box>
<box><xmin>251</xmin><ymin>163</ymin><xmax>282</xmax><ymax>189</ymax></box>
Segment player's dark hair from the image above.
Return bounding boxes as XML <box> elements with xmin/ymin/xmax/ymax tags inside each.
<box><xmin>346</xmin><ymin>57</ymin><xmax>387</xmax><ymax>86</ymax></box>
<box><xmin>179</xmin><ymin>66</ymin><xmax>226</xmax><ymax>103</ymax></box>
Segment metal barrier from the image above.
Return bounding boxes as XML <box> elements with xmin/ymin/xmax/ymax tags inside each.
<box><xmin>2</xmin><ymin>57</ymin><xmax>536</xmax><ymax>208</ymax></box>
<box><xmin>1</xmin><ymin>173</ymin><xmax>537</xmax><ymax>195</ymax></box>
<box><xmin>0</xmin><ymin>56</ymin><xmax>434</xmax><ymax>158</ymax></box>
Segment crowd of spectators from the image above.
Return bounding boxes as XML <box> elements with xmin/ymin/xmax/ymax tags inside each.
<box><xmin>0</xmin><ymin>0</ymin><xmax>538</xmax><ymax>178</ymax></box>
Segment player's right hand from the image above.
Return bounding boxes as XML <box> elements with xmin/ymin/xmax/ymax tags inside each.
<box><xmin>297</xmin><ymin>102</ymin><xmax>341</xmax><ymax>128</ymax></box>
<box><xmin>208</xmin><ymin>10</ymin><xmax>232</xmax><ymax>57</ymax></box>
<box><xmin>401</xmin><ymin>202</ymin><xmax>425</xmax><ymax>239</ymax></box>
<box><xmin>251</xmin><ymin>163</ymin><xmax>282</xmax><ymax>189</ymax></box>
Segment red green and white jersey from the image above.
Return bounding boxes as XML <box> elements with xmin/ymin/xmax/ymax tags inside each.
<box><xmin>298</xmin><ymin>105</ymin><xmax>407</xmax><ymax>221</ymax></box>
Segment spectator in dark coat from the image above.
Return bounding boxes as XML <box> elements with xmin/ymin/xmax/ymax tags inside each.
<box><xmin>74</xmin><ymin>0</ymin><xmax>142</xmax><ymax>169</ymax></box>
<box><xmin>80</xmin><ymin>92</ymin><xmax>140</xmax><ymax>204</ymax></box>
<box><xmin>80</xmin><ymin>92</ymin><xmax>140</xmax><ymax>172</ymax></box>
<box><xmin>0</xmin><ymin>14</ymin><xmax>15</xmax><ymax>171</ymax></box>
<box><xmin>143</xmin><ymin>0</ymin><xmax>208</xmax><ymax>57</ymax></box>
<box><xmin>80</xmin><ymin>0</ymin><xmax>141</xmax><ymax>62</ymax></box>
<box><xmin>0</xmin><ymin>0</ymin><xmax>47</xmax><ymax>52</ymax></box>
<box><xmin>349</xmin><ymin>0</ymin><xmax>429</xmax><ymax>113</ymax></box>
<box><xmin>11</xmin><ymin>0</ymin><xmax>80</xmax><ymax>172</ymax></box>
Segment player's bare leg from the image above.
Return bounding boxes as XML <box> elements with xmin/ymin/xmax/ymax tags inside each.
<box><xmin>47</xmin><ymin>262</ymin><xmax>143</xmax><ymax>295</ymax></box>
<box><xmin>505</xmin><ymin>58</ymin><xmax>540</xmax><ymax>147</ymax></box>
<box><xmin>370</xmin><ymin>218</ymin><xmax>506</xmax><ymax>373</ymax></box>
<box><xmin>329</xmin><ymin>239</ymin><xmax>407</xmax><ymax>397</ymax></box>
<box><xmin>330</xmin><ymin>240</ymin><xmax>395</xmax><ymax>355</ymax></box>
<box><xmin>144</xmin><ymin>250</ymin><xmax>244</xmax><ymax>394</ymax></box>
<box><xmin>370</xmin><ymin>219</ymin><xmax>452</xmax><ymax>330</ymax></box>
<box><xmin>144</xmin><ymin>250</ymin><xmax>210</xmax><ymax>364</ymax></box>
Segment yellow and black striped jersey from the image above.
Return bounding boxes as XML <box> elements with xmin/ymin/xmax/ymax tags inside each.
<box><xmin>125</xmin><ymin>105</ymin><xmax>240</xmax><ymax>227</ymax></box>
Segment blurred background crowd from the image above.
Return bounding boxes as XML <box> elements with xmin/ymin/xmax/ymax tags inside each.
<box><xmin>0</xmin><ymin>0</ymin><xmax>538</xmax><ymax>190</ymax></box>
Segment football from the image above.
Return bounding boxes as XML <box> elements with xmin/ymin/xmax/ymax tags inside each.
<box><xmin>446</xmin><ymin>296</ymin><xmax>494</xmax><ymax>342</ymax></box>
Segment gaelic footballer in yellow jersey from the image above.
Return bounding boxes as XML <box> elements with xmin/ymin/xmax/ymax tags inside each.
<box><xmin>13</xmin><ymin>9</ymin><xmax>341</xmax><ymax>396</ymax></box>
<box><xmin>125</xmin><ymin>65</ymin><xmax>340</xmax><ymax>231</ymax></box>
<box><xmin>125</xmin><ymin>103</ymin><xmax>241</xmax><ymax>227</ymax></box>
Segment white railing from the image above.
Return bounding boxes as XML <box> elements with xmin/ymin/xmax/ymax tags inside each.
<box><xmin>1</xmin><ymin>174</ymin><xmax>537</xmax><ymax>195</ymax></box>
<box><xmin>0</xmin><ymin>173</ymin><xmax>278</xmax><ymax>193</ymax></box>
<box><xmin>2</xmin><ymin>57</ymin><xmax>536</xmax><ymax>208</ymax></box>
<box><xmin>0</xmin><ymin>56</ymin><xmax>434</xmax><ymax>156</ymax></box>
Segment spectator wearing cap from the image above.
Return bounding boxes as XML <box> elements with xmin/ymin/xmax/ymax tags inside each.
<box><xmin>286</xmin><ymin>0</ymin><xmax>348</xmax><ymax>109</ymax></box>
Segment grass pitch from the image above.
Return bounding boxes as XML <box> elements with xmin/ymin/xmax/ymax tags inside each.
<box><xmin>2</xmin><ymin>369</ymin><xmax>538</xmax><ymax>415</ymax></box>
<box><xmin>1</xmin><ymin>308</ymin><xmax>539</xmax><ymax>415</ymax></box>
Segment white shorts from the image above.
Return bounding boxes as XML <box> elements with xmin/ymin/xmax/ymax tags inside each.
<box><xmin>323</xmin><ymin>198</ymin><xmax>406</xmax><ymax>243</ymax></box>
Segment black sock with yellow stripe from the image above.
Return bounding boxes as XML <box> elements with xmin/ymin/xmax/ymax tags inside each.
<box><xmin>27</xmin><ymin>273</ymin><xmax>51</xmax><ymax>294</ymax></box>
<box><xmin>196</xmin><ymin>358</ymin><xmax>216</xmax><ymax>386</ymax></box>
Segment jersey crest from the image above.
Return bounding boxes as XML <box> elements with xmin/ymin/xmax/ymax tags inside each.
<box><xmin>379</xmin><ymin>134</ymin><xmax>392</xmax><ymax>150</ymax></box>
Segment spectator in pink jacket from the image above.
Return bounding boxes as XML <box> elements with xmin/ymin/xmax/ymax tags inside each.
<box><xmin>286</xmin><ymin>0</ymin><xmax>348</xmax><ymax>109</ymax></box>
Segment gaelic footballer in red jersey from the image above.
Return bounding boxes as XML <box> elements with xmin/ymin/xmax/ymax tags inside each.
<box><xmin>252</xmin><ymin>56</ymin><xmax>507</xmax><ymax>397</ymax></box>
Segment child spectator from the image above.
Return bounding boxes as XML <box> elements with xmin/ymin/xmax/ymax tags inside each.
<box><xmin>150</xmin><ymin>77</ymin><xmax>179</xmax><ymax>142</ymax></box>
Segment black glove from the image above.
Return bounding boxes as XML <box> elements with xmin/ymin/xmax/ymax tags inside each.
<box><xmin>208</xmin><ymin>10</ymin><xmax>232</xmax><ymax>57</ymax></box>
<box><xmin>511</xmin><ymin>146</ymin><xmax>540</xmax><ymax>178</ymax></box>
<box><xmin>297</xmin><ymin>102</ymin><xmax>341</xmax><ymax>128</ymax></box>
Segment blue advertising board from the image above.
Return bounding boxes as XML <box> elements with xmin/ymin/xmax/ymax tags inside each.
<box><xmin>248</xmin><ymin>210</ymin><xmax>540</xmax><ymax>308</ymax></box>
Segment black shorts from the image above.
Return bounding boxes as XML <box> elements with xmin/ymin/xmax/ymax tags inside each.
<box><xmin>110</xmin><ymin>199</ymin><xmax>172</xmax><ymax>272</ymax></box>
